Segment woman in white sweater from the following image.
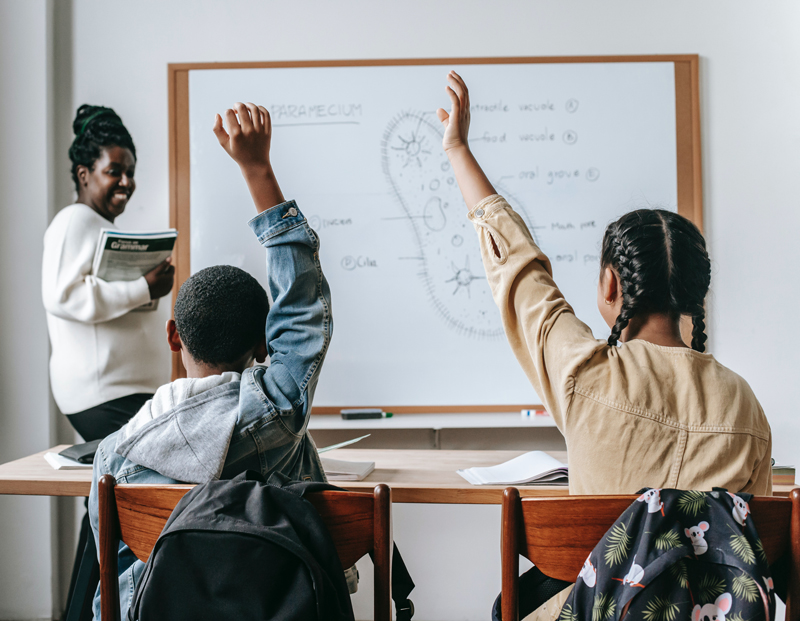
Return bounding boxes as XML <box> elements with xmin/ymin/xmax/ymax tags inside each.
<box><xmin>42</xmin><ymin>105</ymin><xmax>174</xmax><ymax>441</ymax></box>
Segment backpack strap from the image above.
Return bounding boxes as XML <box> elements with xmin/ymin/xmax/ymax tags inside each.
<box><xmin>267</xmin><ymin>472</ymin><xmax>416</xmax><ymax>619</ymax></box>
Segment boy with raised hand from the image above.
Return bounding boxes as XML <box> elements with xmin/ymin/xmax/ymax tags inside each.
<box><xmin>88</xmin><ymin>102</ymin><xmax>333</xmax><ymax>619</ymax></box>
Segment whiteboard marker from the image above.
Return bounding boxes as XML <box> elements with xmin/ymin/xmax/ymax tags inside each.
<box><xmin>341</xmin><ymin>409</ymin><xmax>394</xmax><ymax>420</ymax></box>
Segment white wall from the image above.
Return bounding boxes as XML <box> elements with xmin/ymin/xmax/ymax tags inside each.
<box><xmin>0</xmin><ymin>1</ymin><xmax>55</xmax><ymax>618</ymax></box>
<box><xmin>2</xmin><ymin>1</ymin><xmax>798</xmax><ymax>618</ymax></box>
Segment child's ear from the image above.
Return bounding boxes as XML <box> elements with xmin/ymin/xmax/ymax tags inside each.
<box><xmin>166</xmin><ymin>319</ymin><xmax>182</xmax><ymax>353</ymax></box>
<box><xmin>601</xmin><ymin>266</ymin><xmax>619</xmax><ymax>303</ymax></box>
<box><xmin>253</xmin><ymin>336</ymin><xmax>268</xmax><ymax>364</ymax></box>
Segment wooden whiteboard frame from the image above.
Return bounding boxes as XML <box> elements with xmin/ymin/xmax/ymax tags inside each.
<box><xmin>168</xmin><ymin>55</ymin><xmax>702</xmax><ymax>414</ymax></box>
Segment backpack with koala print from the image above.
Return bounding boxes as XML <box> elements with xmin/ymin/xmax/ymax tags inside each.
<box><xmin>562</xmin><ymin>488</ymin><xmax>775</xmax><ymax>621</ymax></box>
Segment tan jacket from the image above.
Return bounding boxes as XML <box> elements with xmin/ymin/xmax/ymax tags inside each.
<box><xmin>470</xmin><ymin>195</ymin><xmax>772</xmax><ymax>496</ymax></box>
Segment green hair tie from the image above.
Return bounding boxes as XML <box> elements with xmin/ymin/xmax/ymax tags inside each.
<box><xmin>79</xmin><ymin>109</ymin><xmax>115</xmax><ymax>136</ymax></box>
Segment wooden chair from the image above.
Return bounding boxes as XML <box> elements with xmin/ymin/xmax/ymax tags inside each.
<box><xmin>98</xmin><ymin>474</ymin><xmax>393</xmax><ymax>621</ymax></box>
<box><xmin>501</xmin><ymin>488</ymin><xmax>800</xmax><ymax>621</ymax></box>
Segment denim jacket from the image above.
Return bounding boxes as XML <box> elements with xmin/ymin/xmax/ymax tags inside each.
<box><xmin>88</xmin><ymin>200</ymin><xmax>333</xmax><ymax>619</ymax></box>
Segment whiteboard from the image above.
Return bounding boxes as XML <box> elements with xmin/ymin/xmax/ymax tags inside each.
<box><xmin>175</xmin><ymin>57</ymin><xmax>700</xmax><ymax>410</ymax></box>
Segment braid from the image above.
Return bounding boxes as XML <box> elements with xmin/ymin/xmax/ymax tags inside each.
<box><xmin>68</xmin><ymin>104</ymin><xmax>136</xmax><ymax>191</ymax></box>
<box><xmin>606</xmin><ymin>234</ymin><xmax>639</xmax><ymax>347</ymax></box>
<box><xmin>608</xmin><ymin>303</ymin><xmax>635</xmax><ymax>347</ymax></box>
<box><xmin>690</xmin><ymin>307</ymin><xmax>708</xmax><ymax>352</ymax></box>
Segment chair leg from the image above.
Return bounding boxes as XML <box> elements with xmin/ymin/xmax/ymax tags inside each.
<box><xmin>63</xmin><ymin>517</ymin><xmax>99</xmax><ymax>621</ymax></box>
<box><xmin>98</xmin><ymin>475</ymin><xmax>121</xmax><ymax>621</ymax></box>
<box><xmin>373</xmin><ymin>483</ymin><xmax>392</xmax><ymax>621</ymax></box>
<box><xmin>787</xmin><ymin>489</ymin><xmax>800</xmax><ymax>621</ymax></box>
<box><xmin>502</xmin><ymin>487</ymin><xmax>521</xmax><ymax>621</ymax></box>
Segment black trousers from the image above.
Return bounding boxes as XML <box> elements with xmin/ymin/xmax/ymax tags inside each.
<box><xmin>66</xmin><ymin>393</ymin><xmax>153</xmax><ymax>442</ymax></box>
<box><xmin>491</xmin><ymin>566</ymin><xmax>572</xmax><ymax>621</ymax></box>
<box><xmin>62</xmin><ymin>392</ymin><xmax>152</xmax><ymax>621</ymax></box>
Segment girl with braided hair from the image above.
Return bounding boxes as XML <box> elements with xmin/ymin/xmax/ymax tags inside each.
<box><xmin>42</xmin><ymin>105</ymin><xmax>175</xmax><ymax>441</ymax></box>
<box><xmin>438</xmin><ymin>70</ymin><xmax>772</xmax><ymax>621</ymax></box>
<box><xmin>437</xmin><ymin>72</ymin><xmax>771</xmax><ymax>495</ymax></box>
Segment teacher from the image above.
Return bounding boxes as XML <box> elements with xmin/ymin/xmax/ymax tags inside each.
<box><xmin>42</xmin><ymin>105</ymin><xmax>174</xmax><ymax>441</ymax></box>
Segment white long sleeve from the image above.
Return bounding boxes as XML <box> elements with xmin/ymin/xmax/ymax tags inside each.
<box><xmin>42</xmin><ymin>204</ymin><xmax>168</xmax><ymax>414</ymax></box>
<box><xmin>42</xmin><ymin>204</ymin><xmax>151</xmax><ymax>322</ymax></box>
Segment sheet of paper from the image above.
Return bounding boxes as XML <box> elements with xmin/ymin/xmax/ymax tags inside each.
<box><xmin>318</xmin><ymin>434</ymin><xmax>371</xmax><ymax>453</ymax></box>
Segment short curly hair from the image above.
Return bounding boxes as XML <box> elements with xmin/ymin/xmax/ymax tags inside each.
<box><xmin>174</xmin><ymin>265</ymin><xmax>269</xmax><ymax>365</ymax></box>
<box><xmin>68</xmin><ymin>104</ymin><xmax>136</xmax><ymax>191</ymax></box>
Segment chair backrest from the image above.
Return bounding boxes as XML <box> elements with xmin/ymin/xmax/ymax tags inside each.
<box><xmin>501</xmin><ymin>488</ymin><xmax>800</xmax><ymax>621</ymax></box>
<box><xmin>98</xmin><ymin>474</ymin><xmax>392</xmax><ymax>621</ymax></box>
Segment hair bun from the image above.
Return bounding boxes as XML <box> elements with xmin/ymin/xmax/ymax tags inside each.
<box><xmin>72</xmin><ymin>104</ymin><xmax>121</xmax><ymax>136</ymax></box>
<box><xmin>68</xmin><ymin>104</ymin><xmax>136</xmax><ymax>192</ymax></box>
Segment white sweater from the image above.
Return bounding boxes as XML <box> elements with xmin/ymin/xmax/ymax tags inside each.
<box><xmin>42</xmin><ymin>204</ymin><xmax>165</xmax><ymax>414</ymax></box>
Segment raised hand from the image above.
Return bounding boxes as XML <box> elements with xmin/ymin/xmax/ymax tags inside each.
<box><xmin>212</xmin><ymin>102</ymin><xmax>285</xmax><ymax>213</ymax></box>
<box><xmin>435</xmin><ymin>71</ymin><xmax>495</xmax><ymax>210</ymax></box>
<box><xmin>213</xmin><ymin>102</ymin><xmax>272</xmax><ymax>172</ymax></box>
<box><xmin>436</xmin><ymin>71</ymin><xmax>471</xmax><ymax>153</ymax></box>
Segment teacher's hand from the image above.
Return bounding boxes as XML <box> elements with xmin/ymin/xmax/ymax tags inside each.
<box><xmin>145</xmin><ymin>257</ymin><xmax>175</xmax><ymax>299</ymax></box>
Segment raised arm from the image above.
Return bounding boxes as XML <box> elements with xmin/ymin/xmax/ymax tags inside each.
<box><xmin>437</xmin><ymin>73</ymin><xmax>602</xmax><ymax>424</ymax></box>
<box><xmin>214</xmin><ymin>103</ymin><xmax>332</xmax><ymax>413</ymax></box>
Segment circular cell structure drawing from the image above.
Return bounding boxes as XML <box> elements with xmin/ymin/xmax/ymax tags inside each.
<box><xmin>565</xmin><ymin>98</ymin><xmax>580</xmax><ymax>113</ymax></box>
<box><xmin>382</xmin><ymin>111</ymin><xmax>538</xmax><ymax>339</ymax></box>
<box><xmin>586</xmin><ymin>167</ymin><xmax>600</xmax><ymax>182</ymax></box>
<box><xmin>563</xmin><ymin>130</ymin><xmax>578</xmax><ymax>145</ymax></box>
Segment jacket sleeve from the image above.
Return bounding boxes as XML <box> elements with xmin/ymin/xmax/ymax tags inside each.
<box><xmin>42</xmin><ymin>209</ymin><xmax>151</xmax><ymax>323</ymax></box>
<box><xmin>469</xmin><ymin>194</ymin><xmax>605</xmax><ymax>429</ymax></box>
<box><xmin>247</xmin><ymin>200</ymin><xmax>332</xmax><ymax>421</ymax></box>
<box><xmin>742</xmin><ymin>432</ymin><xmax>773</xmax><ymax>496</ymax></box>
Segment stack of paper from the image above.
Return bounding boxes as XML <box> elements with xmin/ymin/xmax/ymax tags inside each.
<box><xmin>44</xmin><ymin>452</ymin><xmax>93</xmax><ymax>471</ymax></box>
<box><xmin>321</xmin><ymin>458</ymin><xmax>375</xmax><ymax>481</ymax></box>
<box><xmin>457</xmin><ymin>451</ymin><xmax>568</xmax><ymax>486</ymax></box>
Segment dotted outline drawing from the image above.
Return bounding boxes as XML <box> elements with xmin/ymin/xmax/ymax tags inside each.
<box><xmin>381</xmin><ymin>110</ymin><xmax>538</xmax><ymax>339</ymax></box>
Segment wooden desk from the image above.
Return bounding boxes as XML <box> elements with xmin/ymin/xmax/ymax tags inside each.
<box><xmin>0</xmin><ymin>446</ymin><xmax>796</xmax><ymax>504</ymax></box>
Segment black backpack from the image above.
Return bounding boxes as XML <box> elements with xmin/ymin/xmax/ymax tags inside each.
<box><xmin>128</xmin><ymin>471</ymin><xmax>414</xmax><ymax>621</ymax></box>
<box><xmin>562</xmin><ymin>488</ymin><xmax>775</xmax><ymax>621</ymax></box>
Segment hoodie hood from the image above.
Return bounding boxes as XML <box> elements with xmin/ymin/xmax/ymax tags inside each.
<box><xmin>115</xmin><ymin>372</ymin><xmax>242</xmax><ymax>483</ymax></box>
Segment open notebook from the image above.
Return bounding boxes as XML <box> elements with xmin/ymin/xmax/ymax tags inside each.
<box><xmin>457</xmin><ymin>451</ymin><xmax>568</xmax><ymax>486</ymax></box>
